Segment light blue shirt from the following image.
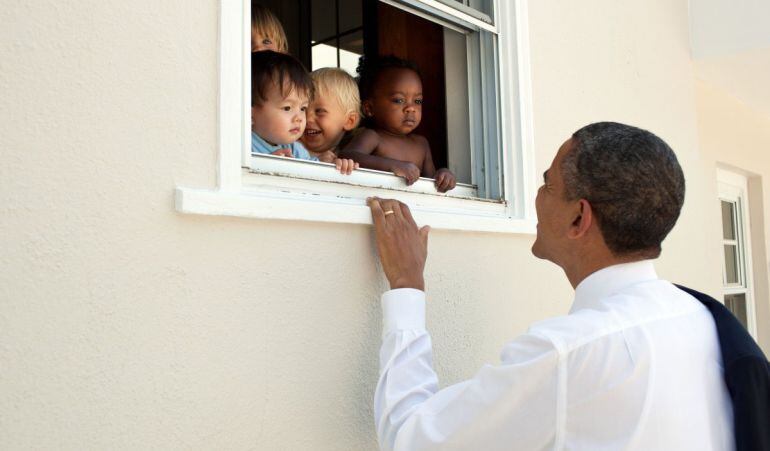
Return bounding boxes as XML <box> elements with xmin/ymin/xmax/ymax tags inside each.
<box><xmin>251</xmin><ymin>132</ymin><xmax>318</xmax><ymax>161</ymax></box>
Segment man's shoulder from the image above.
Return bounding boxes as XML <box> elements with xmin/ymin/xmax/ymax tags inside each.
<box><xmin>526</xmin><ymin>310</ymin><xmax>613</xmax><ymax>355</ymax></box>
<box><xmin>527</xmin><ymin>280</ymin><xmax>699</xmax><ymax>354</ymax></box>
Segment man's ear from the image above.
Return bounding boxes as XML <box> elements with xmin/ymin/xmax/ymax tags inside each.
<box><xmin>567</xmin><ymin>199</ymin><xmax>593</xmax><ymax>240</ymax></box>
<box><xmin>343</xmin><ymin>111</ymin><xmax>359</xmax><ymax>131</ymax></box>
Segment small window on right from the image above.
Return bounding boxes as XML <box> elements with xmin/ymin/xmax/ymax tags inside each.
<box><xmin>718</xmin><ymin>168</ymin><xmax>757</xmax><ymax>337</ymax></box>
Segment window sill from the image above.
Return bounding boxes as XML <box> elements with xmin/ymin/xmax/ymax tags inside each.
<box><xmin>175</xmin><ymin>167</ymin><xmax>536</xmax><ymax>234</ymax></box>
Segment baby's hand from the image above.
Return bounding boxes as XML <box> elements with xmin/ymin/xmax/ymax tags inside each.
<box><xmin>434</xmin><ymin>168</ymin><xmax>456</xmax><ymax>192</ymax></box>
<box><xmin>334</xmin><ymin>158</ymin><xmax>359</xmax><ymax>175</ymax></box>
<box><xmin>271</xmin><ymin>148</ymin><xmax>293</xmax><ymax>158</ymax></box>
<box><xmin>317</xmin><ymin>150</ymin><xmax>337</xmax><ymax>163</ymax></box>
<box><xmin>392</xmin><ymin>161</ymin><xmax>420</xmax><ymax>185</ymax></box>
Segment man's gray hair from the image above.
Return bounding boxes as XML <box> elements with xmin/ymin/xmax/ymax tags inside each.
<box><xmin>563</xmin><ymin>122</ymin><xmax>685</xmax><ymax>258</ymax></box>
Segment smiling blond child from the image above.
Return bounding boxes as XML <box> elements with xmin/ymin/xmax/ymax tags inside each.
<box><xmin>251</xmin><ymin>51</ymin><xmax>357</xmax><ymax>174</ymax></box>
<box><xmin>300</xmin><ymin>68</ymin><xmax>361</xmax><ymax>163</ymax></box>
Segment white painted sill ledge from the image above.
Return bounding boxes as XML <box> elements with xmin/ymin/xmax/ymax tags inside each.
<box><xmin>176</xmin><ymin>155</ymin><xmax>536</xmax><ymax>234</ymax></box>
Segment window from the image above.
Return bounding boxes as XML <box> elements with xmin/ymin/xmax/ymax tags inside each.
<box><xmin>717</xmin><ymin>168</ymin><xmax>757</xmax><ymax>337</ymax></box>
<box><xmin>175</xmin><ymin>0</ymin><xmax>536</xmax><ymax>233</ymax></box>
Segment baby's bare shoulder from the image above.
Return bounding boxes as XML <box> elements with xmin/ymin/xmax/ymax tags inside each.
<box><xmin>409</xmin><ymin>133</ymin><xmax>430</xmax><ymax>147</ymax></box>
<box><xmin>343</xmin><ymin>127</ymin><xmax>381</xmax><ymax>151</ymax></box>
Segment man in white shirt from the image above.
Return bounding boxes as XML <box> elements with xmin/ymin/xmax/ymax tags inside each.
<box><xmin>367</xmin><ymin>122</ymin><xmax>734</xmax><ymax>450</ymax></box>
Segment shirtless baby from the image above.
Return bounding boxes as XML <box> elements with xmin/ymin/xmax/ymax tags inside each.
<box><xmin>340</xmin><ymin>56</ymin><xmax>456</xmax><ymax>192</ymax></box>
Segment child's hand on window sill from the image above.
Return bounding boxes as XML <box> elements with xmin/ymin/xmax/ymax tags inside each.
<box><xmin>391</xmin><ymin>161</ymin><xmax>420</xmax><ymax>186</ymax></box>
<box><xmin>334</xmin><ymin>158</ymin><xmax>359</xmax><ymax>175</ymax></box>
<box><xmin>434</xmin><ymin>168</ymin><xmax>456</xmax><ymax>193</ymax></box>
<box><xmin>271</xmin><ymin>148</ymin><xmax>294</xmax><ymax>158</ymax></box>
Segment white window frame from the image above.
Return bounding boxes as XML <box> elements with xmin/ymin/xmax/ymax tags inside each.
<box><xmin>175</xmin><ymin>0</ymin><xmax>537</xmax><ymax>234</ymax></box>
<box><xmin>717</xmin><ymin>168</ymin><xmax>757</xmax><ymax>338</ymax></box>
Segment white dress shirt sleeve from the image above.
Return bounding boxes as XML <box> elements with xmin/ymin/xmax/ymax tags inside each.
<box><xmin>375</xmin><ymin>289</ymin><xmax>561</xmax><ymax>451</ymax></box>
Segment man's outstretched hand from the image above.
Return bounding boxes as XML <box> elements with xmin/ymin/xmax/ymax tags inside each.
<box><xmin>367</xmin><ymin>197</ymin><xmax>430</xmax><ymax>291</ymax></box>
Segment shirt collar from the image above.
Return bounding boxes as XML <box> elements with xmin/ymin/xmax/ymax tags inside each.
<box><xmin>570</xmin><ymin>260</ymin><xmax>658</xmax><ymax>313</ymax></box>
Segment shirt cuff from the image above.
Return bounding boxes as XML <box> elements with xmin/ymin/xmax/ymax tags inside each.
<box><xmin>381</xmin><ymin>288</ymin><xmax>426</xmax><ymax>338</ymax></box>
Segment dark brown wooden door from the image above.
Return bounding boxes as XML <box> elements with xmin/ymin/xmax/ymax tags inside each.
<box><xmin>369</xmin><ymin>2</ymin><xmax>448</xmax><ymax>171</ymax></box>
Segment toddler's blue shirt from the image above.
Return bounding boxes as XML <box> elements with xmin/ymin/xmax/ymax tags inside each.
<box><xmin>251</xmin><ymin>132</ymin><xmax>318</xmax><ymax>161</ymax></box>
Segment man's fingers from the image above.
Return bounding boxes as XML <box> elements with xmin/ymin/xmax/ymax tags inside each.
<box><xmin>399</xmin><ymin>201</ymin><xmax>417</xmax><ymax>228</ymax></box>
<box><xmin>420</xmin><ymin>225</ymin><xmax>430</xmax><ymax>249</ymax></box>
<box><xmin>367</xmin><ymin>197</ymin><xmax>388</xmax><ymax>231</ymax></box>
<box><xmin>382</xmin><ymin>199</ymin><xmax>405</xmax><ymax>221</ymax></box>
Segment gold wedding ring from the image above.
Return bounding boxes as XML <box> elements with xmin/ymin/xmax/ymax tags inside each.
<box><xmin>384</xmin><ymin>210</ymin><xmax>395</xmax><ymax>216</ymax></box>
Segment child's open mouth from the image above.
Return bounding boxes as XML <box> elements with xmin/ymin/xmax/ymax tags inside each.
<box><xmin>304</xmin><ymin>128</ymin><xmax>322</xmax><ymax>136</ymax></box>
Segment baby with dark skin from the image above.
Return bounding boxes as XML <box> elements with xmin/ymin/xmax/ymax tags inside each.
<box><xmin>340</xmin><ymin>56</ymin><xmax>456</xmax><ymax>192</ymax></box>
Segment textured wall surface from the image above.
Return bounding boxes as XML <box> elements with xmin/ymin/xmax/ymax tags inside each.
<box><xmin>1</xmin><ymin>0</ymin><xmax>767</xmax><ymax>449</ymax></box>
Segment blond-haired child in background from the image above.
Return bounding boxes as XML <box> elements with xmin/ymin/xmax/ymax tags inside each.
<box><xmin>251</xmin><ymin>3</ymin><xmax>288</xmax><ymax>53</ymax></box>
<box><xmin>301</xmin><ymin>68</ymin><xmax>361</xmax><ymax>163</ymax></box>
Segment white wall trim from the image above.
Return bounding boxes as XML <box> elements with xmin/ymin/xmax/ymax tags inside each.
<box><xmin>176</xmin><ymin>185</ymin><xmax>536</xmax><ymax>233</ymax></box>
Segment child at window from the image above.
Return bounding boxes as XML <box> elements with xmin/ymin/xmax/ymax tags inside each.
<box><xmin>340</xmin><ymin>56</ymin><xmax>456</xmax><ymax>192</ymax></box>
<box><xmin>300</xmin><ymin>68</ymin><xmax>361</xmax><ymax>163</ymax></box>
<box><xmin>251</xmin><ymin>3</ymin><xmax>288</xmax><ymax>53</ymax></box>
<box><xmin>251</xmin><ymin>51</ymin><xmax>358</xmax><ymax>174</ymax></box>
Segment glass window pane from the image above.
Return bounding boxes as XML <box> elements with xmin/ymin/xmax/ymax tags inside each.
<box><xmin>338</xmin><ymin>0</ymin><xmax>362</xmax><ymax>34</ymax></box>
<box><xmin>468</xmin><ymin>0</ymin><xmax>493</xmax><ymax>15</ymax></box>
<box><xmin>725</xmin><ymin>293</ymin><xmax>748</xmax><ymax>329</ymax></box>
<box><xmin>311</xmin><ymin>0</ymin><xmax>336</xmax><ymax>43</ymax></box>
<box><xmin>338</xmin><ymin>31</ymin><xmax>363</xmax><ymax>75</ymax></box>
<box><xmin>724</xmin><ymin>244</ymin><xmax>739</xmax><ymax>284</ymax></box>
<box><xmin>721</xmin><ymin>200</ymin><xmax>736</xmax><ymax>240</ymax></box>
<box><xmin>311</xmin><ymin>42</ymin><xmax>338</xmax><ymax>71</ymax></box>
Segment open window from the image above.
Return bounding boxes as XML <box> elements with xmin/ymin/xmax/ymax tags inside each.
<box><xmin>176</xmin><ymin>0</ymin><xmax>535</xmax><ymax>233</ymax></box>
<box><xmin>250</xmin><ymin>0</ymin><xmax>503</xmax><ymax>199</ymax></box>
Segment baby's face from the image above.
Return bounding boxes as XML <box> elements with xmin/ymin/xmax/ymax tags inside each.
<box><xmin>252</xmin><ymin>31</ymin><xmax>279</xmax><ymax>52</ymax></box>
<box><xmin>252</xmin><ymin>82</ymin><xmax>308</xmax><ymax>145</ymax></box>
<box><xmin>365</xmin><ymin>68</ymin><xmax>422</xmax><ymax>135</ymax></box>
<box><xmin>301</xmin><ymin>95</ymin><xmax>354</xmax><ymax>153</ymax></box>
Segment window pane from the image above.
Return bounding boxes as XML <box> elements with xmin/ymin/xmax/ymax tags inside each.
<box><xmin>311</xmin><ymin>0</ymin><xmax>336</xmax><ymax>43</ymax></box>
<box><xmin>338</xmin><ymin>0</ymin><xmax>362</xmax><ymax>34</ymax></box>
<box><xmin>468</xmin><ymin>0</ymin><xmax>493</xmax><ymax>15</ymax></box>
<box><xmin>311</xmin><ymin>42</ymin><xmax>338</xmax><ymax>71</ymax></box>
<box><xmin>444</xmin><ymin>27</ymin><xmax>471</xmax><ymax>184</ymax></box>
<box><xmin>721</xmin><ymin>200</ymin><xmax>736</xmax><ymax>240</ymax></box>
<box><xmin>725</xmin><ymin>293</ymin><xmax>749</xmax><ymax>329</ymax></box>
<box><xmin>724</xmin><ymin>244</ymin><xmax>739</xmax><ymax>284</ymax></box>
<box><xmin>338</xmin><ymin>30</ymin><xmax>363</xmax><ymax>75</ymax></box>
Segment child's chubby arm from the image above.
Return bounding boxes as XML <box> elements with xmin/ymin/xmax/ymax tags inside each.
<box><xmin>418</xmin><ymin>136</ymin><xmax>456</xmax><ymax>193</ymax></box>
<box><xmin>339</xmin><ymin>129</ymin><xmax>421</xmax><ymax>185</ymax></box>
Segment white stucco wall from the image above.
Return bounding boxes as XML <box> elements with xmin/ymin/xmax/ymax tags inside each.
<box><xmin>2</xmin><ymin>0</ymin><xmax>764</xmax><ymax>449</ymax></box>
